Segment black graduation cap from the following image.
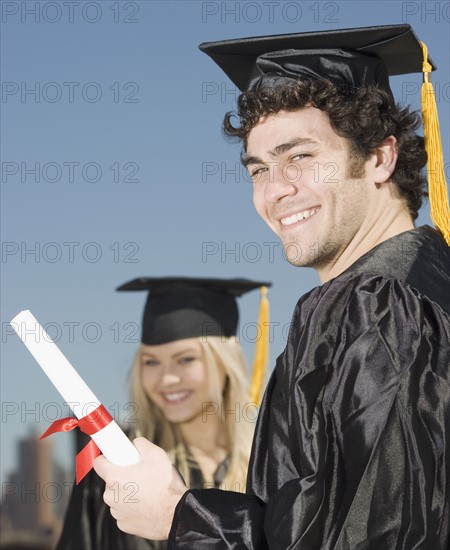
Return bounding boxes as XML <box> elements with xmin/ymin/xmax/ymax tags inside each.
<box><xmin>117</xmin><ymin>276</ymin><xmax>271</xmax><ymax>345</ymax></box>
<box><xmin>199</xmin><ymin>24</ymin><xmax>436</xmax><ymax>95</ymax></box>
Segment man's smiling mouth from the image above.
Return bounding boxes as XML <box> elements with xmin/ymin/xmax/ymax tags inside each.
<box><xmin>280</xmin><ymin>207</ymin><xmax>320</xmax><ymax>226</ymax></box>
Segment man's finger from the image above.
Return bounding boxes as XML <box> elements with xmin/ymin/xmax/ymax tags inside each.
<box><xmin>133</xmin><ymin>436</ymin><xmax>166</xmax><ymax>460</ymax></box>
<box><xmin>93</xmin><ymin>454</ymin><xmax>110</xmax><ymax>479</ymax></box>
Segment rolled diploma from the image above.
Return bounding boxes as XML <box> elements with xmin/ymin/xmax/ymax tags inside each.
<box><xmin>10</xmin><ymin>309</ymin><xmax>140</xmax><ymax>466</ymax></box>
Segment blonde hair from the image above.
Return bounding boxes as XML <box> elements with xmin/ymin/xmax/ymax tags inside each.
<box><xmin>128</xmin><ymin>336</ymin><xmax>254</xmax><ymax>491</ymax></box>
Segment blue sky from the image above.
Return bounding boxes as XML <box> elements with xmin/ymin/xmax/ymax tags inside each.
<box><xmin>2</xmin><ymin>0</ymin><xmax>449</xmax><ymax>483</ymax></box>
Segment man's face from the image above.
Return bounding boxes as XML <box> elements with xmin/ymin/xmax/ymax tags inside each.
<box><xmin>245</xmin><ymin>107</ymin><xmax>373</xmax><ymax>272</ymax></box>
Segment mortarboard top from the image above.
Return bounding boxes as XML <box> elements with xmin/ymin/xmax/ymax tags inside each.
<box><xmin>199</xmin><ymin>24</ymin><xmax>450</xmax><ymax>245</ymax></box>
<box><xmin>117</xmin><ymin>276</ymin><xmax>271</xmax><ymax>346</ymax></box>
<box><xmin>199</xmin><ymin>24</ymin><xmax>436</xmax><ymax>94</ymax></box>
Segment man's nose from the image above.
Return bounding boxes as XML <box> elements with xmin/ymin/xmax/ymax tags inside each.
<box><xmin>264</xmin><ymin>163</ymin><xmax>299</xmax><ymax>203</ymax></box>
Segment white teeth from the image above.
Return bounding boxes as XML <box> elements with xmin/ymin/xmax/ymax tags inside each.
<box><xmin>281</xmin><ymin>208</ymin><xmax>319</xmax><ymax>226</ymax></box>
<box><xmin>162</xmin><ymin>391</ymin><xmax>191</xmax><ymax>402</ymax></box>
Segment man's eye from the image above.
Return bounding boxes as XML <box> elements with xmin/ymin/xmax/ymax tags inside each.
<box><xmin>291</xmin><ymin>153</ymin><xmax>310</xmax><ymax>162</ymax></box>
<box><xmin>250</xmin><ymin>166</ymin><xmax>268</xmax><ymax>177</ymax></box>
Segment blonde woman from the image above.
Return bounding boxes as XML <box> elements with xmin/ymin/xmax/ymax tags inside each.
<box><xmin>57</xmin><ymin>277</ymin><xmax>270</xmax><ymax>550</ymax></box>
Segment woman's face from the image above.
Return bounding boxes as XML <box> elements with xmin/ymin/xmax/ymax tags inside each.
<box><xmin>140</xmin><ymin>338</ymin><xmax>226</xmax><ymax>425</ymax></box>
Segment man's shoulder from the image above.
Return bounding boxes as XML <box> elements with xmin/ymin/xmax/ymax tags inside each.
<box><xmin>294</xmin><ymin>226</ymin><xmax>450</xmax><ymax>320</ymax></box>
<box><xmin>295</xmin><ymin>272</ymin><xmax>414</xmax><ymax>322</ymax></box>
<box><xmin>281</xmin><ymin>268</ymin><xmax>449</xmax><ymax>387</ymax></box>
<box><xmin>344</xmin><ymin>226</ymin><xmax>450</xmax><ymax>314</ymax></box>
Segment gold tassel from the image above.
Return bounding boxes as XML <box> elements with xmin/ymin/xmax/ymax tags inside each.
<box><xmin>249</xmin><ymin>286</ymin><xmax>269</xmax><ymax>405</ymax></box>
<box><xmin>420</xmin><ymin>42</ymin><xmax>450</xmax><ymax>245</ymax></box>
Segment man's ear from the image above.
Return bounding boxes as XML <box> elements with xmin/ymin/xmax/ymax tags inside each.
<box><xmin>372</xmin><ymin>136</ymin><xmax>398</xmax><ymax>184</ymax></box>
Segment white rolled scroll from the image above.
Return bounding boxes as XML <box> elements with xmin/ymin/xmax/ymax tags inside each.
<box><xmin>10</xmin><ymin>309</ymin><xmax>140</xmax><ymax>466</ymax></box>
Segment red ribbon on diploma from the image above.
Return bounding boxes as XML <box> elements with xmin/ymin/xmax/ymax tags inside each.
<box><xmin>40</xmin><ymin>404</ymin><xmax>113</xmax><ymax>484</ymax></box>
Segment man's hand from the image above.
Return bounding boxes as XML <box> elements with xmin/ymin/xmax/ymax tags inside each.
<box><xmin>94</xmin><ymin>437</ymin><xmax>188</xmax><ymax>540</ymax></box>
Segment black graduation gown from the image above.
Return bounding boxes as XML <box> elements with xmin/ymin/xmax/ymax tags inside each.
<box><xmin>168</xmin><ymin>226</ymin><xmax>450</xmax><ymax>549</ymax></box>
<box><xmin>56</xmin><ymin>446</ymin><xmax>230</xmax><ymax>550</ymax></box>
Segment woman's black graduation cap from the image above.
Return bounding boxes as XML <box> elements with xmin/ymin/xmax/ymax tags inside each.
<box><xmin>117</xmin><ymin>276</ymin><xmax>270</xmax><ymax>345</ymax></box>
<box><xmin>199</xmin><ymin>24</ymin><xmax>450</xmax><ymax>245</ymax></box>
<box><xmin>118</xmin><ymin>277</ymin><xmax>272</xmax><ymax>403</ymax></box>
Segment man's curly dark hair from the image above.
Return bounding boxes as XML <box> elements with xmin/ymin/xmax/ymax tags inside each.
<box><xmin>223</xmin><ymin>80</ymin><xmax>427</xmax><ymax>219</ymax></box>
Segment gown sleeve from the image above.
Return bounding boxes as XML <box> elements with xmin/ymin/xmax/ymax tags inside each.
<box><xmin>168</xmin><ymin>276</ymin><xmax>450</xmax><ymax>549</ymax></box>
<box><xmin>56</xmin><ymin>470</ymin><xmax>108</xmax><ymax>550</ymax></box>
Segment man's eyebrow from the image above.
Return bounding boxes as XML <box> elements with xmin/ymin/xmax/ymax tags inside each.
<box><xmin>271</xmin><ymin>137</ymin><xmax>318</xmax><ymax>156</ymax></box>
<box><xmin>242</xmin><ymin>138</ymin><xmax>318</xmax><ymax>167</ymax></box>
<box><xmin>241</xmin><ymin>153</ymin><xmax>263</xmax><ymax>168</ymax></box>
